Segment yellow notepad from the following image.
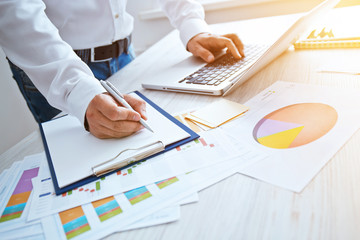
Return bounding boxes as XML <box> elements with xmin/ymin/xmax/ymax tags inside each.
<box><xmin>294</xmin><ymin>39</ymin><xmax>360</xmax><ymax>49</ymax></box>
<box><xmin>185</xmin><ymin>99</ymin><xmax>249</xmax><ymax>129</ymax></box>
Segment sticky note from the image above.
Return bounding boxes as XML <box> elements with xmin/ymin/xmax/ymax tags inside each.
<box><xmin>185</xmin><ymin>99</ymin><xmax>249</xmax><ymax>128</ymax></box>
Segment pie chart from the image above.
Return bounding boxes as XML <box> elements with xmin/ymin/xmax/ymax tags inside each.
<box><xmin>253</xmin><ymin>103</ymin><xmax>338</xmax><ymax>149</ymax></box>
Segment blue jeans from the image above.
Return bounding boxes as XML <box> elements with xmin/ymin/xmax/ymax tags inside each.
<box><xmin>8</xmin><ymin>46</ymin><xmax>135</xmax><ymax>123</ymax></box>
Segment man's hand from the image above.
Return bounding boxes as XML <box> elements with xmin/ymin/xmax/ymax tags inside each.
<box><xmin>187</xmin><ymin>33</ymin><xmax>245</xmax><ymax>63</ymax></box>
<box><xmin>85</xmin><ymin>93</ymin><xmax>147</xmax><ymax>139</ymax></box>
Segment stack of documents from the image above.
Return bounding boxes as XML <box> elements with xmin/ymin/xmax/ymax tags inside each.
<box><xmin>0</xmin><ymin>128</ymin><xmax>261</xmax><ymax>239</ymax></box>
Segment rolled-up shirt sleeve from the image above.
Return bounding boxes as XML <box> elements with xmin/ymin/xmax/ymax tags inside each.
<box><xmin>0</xmin><ymin>0</ymin><xmax>105</xmax><ymax>125</ymax></box>
<box><xmin>158</xmin><ymin>0</ymin><xmax>211</xmax><ymax>47</ymax></box>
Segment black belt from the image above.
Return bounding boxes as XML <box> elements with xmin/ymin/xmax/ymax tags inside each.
<box><xmin>74</xmin><ymin>35</ymin><xmax>131</xmax><ymax>63</ymax></box>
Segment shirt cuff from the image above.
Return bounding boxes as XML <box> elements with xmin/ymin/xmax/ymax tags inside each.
<box><xmin>66</xmin><ymin>77</ymin><xmax>105</xmax><ymax>127</ymax></box>
<box><xmin>178</xmin><ymin>18</ymin><xmax>212</xmax><ymax>49</ymax></box>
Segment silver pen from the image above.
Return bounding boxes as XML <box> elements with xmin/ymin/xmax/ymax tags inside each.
<box><xmin>100</xmin><ymin>80</ymin><xmax>154</xmax><ymax>133</ymax></box>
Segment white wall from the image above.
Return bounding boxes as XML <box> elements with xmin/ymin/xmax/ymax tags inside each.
<box><xmin>0</xmin><ymin>0</ymin><xmax>325</xmax><ymax>154</ymax></box>
<box><xmin>0</xmin><ymin>49</ymin><xmax>37</xmax><ymax>154</ymax></box>
<box><xmin>127</xmin><ymin>0</ymin><xmax>324</xmax><ymax>53</ymax></box>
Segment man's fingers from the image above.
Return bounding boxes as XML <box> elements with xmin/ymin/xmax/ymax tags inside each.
<box><xmin>215</xmin><ymin>36</ymin><xmax>242</xmax><ymax>59</ymax></box>
<box><xmin>223</xmin><ymin>33</ymin><xmax>245</xmax><ymax>57</ymax></box>
<box><xmin>95</xmin><ymin>94</ymin><xmax>141</xmax><ymax>121</ymax></box>
<box><xmin>187</xmin><ymin>32</ymin><xmax>245</xmax><ymax>61</ymax></box>
<box><xmin>91</xmin><ymin>117</ymin><xmax>143</xmax><ymax>139</ymax></box>
<box><xmin>123</xmin><ymin>94</ymin><xmax>148</xmax><ymax>120</ymax></box>
<box><xmin>88</xmin><ymin>108</ymin><xmax>144</xmax><ymax>138</ymax></box>
<box><xmin>193</xmin><ymin>45</ymin><xmax>215</xmax><ymax>63</ymax></box>
<box><xmin>97</xmin><ymin>114</ymin><xmax>143</xmax><ymax>137</ymax></box>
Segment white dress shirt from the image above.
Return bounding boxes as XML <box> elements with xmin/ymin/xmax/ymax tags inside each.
<box><xmin>0</xmin><ymin>0</ymin><xmax>210</xmax><ymax>125</ymax></box>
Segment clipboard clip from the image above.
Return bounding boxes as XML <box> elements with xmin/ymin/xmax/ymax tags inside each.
<box><xmin>92</xmin><ymin>141</ymin><xmax>165</xmax><ymax>177</ymax></box>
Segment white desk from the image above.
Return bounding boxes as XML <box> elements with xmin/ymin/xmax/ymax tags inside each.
<box><xmin>2</xmin><ymin>11</ymin><xmax>360</xmax><ymax>240</ymax></box>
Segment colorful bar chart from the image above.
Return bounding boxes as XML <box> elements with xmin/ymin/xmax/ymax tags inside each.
<box><xmin>96</xmin><ymin>181</ymin><xmax>100</xmax><ymax>191</ymax></box>
<box><xmin>116</xmin><ymin>162</ymin><xmax>143</xmax><ymax>176</ymax></box>
<box><xmin>61</xmin><ymin>180</ymin><xmax>103</xmax><ymax>197</ymax></box>
<box><xmin>176</xmin><ymin>137</ymin><xmax>214</xmax><ymax>151</ymax></box>
<box><xmin>59</xmin><ymin>206</ymin><xmax>91</xmax><ymax>239</ymax></box>
<box><xmin>253</xmin><ymin>103</ymin><xmax>338</xmax><ymax>149</ymax></box>
<box><xmin>155</xmin><ymin>177</ymin><xmax>179</xmax><ymax>189</ymax></box>
<box><xmin>0</xmin><ymin>167</ymin><xmax>39</xmax><ymax>223</ymax></box>
<box><xmin>124</xmin><ymin>186</ymin><xmax>152</xmax><ymax>205</ymax></box>
<box><xmin>92</xmin><ymin>196</ymin><xmax>123</xmax><ymax>222</ymax></box>
<box><xmin>199</xmin><ymin>138</ymin><xmax>207</xmax><ymax>147</ymax></box>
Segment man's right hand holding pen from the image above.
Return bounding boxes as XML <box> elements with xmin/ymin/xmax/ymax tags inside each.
<box><xmin>85</xmin><ymin>92</ymin><xmax>148</xmax><ymax>139</ymax></box>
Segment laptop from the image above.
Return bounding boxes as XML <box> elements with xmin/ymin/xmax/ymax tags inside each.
<box><xmin>142</xmin><ymin>0</ymin><xmax>339</xmax><ymax>96</ymax></box>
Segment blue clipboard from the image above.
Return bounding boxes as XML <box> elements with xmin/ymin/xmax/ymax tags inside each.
<box><xmin>39</xmin><ymin>91</ymin><xmax>199</xmax><ymax>195</ymax></box>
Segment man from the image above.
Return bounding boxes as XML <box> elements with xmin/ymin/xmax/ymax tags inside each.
<box><xmin>0</xmin><ymin>0</ymin><xmax>244</xmax><ymax>139</ymax></box>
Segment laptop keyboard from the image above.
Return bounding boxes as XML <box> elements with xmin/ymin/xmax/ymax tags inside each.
<box><xmin>179</xmin><ymin>44</ymin><xmax>268</xmax><ymax>86</ymax></box>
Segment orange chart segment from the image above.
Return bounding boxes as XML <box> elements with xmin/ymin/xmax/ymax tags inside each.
<box><xmin>253</xmin><ymin>103</ymin><xmax>338</xmax><ymax>149</ymax></box>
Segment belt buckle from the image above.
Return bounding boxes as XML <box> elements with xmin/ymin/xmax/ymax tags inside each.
<box><xmin>90</xmin><ymin>47</ymin><xmax>112</xmax><ymax>62</ymax></box>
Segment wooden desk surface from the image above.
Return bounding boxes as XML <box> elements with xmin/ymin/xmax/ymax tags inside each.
<box><xmin>1</xmin><ymin>13</ymin><xmax>360</xmax><ymax>240</ymax></box>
